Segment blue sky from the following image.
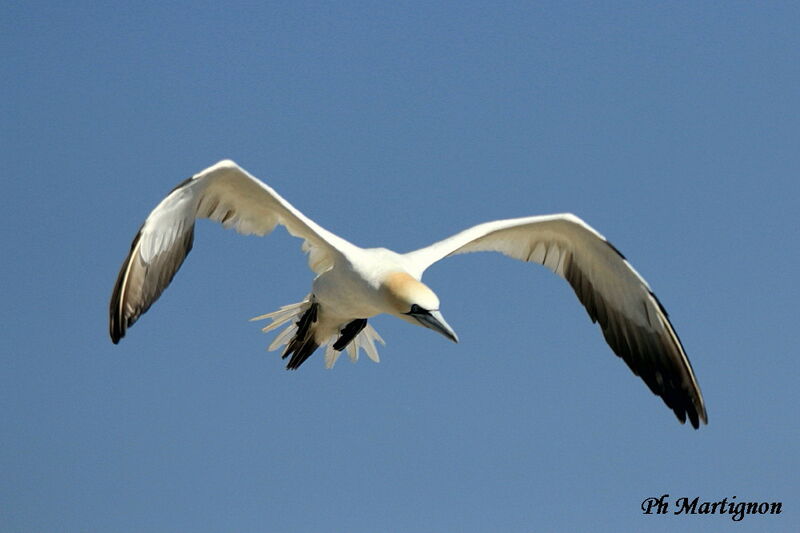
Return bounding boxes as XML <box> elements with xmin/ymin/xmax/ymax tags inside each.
<box><xmin>2</xmin><ymin>2</ymin><xmax>798</xmax><ymax>531</ymax></box>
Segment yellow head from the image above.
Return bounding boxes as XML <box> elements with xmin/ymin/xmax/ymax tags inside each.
<box><xmin>381</xmin><ymin>272</ymin><xmax>458</xmax><ymax>343</ymax></box>
<box><xmin>383</xmin><ymin>272</ymin><xmax>439</xmax><ymax>314</ymax></box>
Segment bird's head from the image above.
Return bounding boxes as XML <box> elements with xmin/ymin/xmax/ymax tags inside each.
<box><xmin>381</xmin><ymin>272</ymin><xmax>459</xmax><ymax>343</ymax></box>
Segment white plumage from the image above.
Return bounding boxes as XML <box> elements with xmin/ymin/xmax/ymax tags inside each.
<box><xmin>110</xmin><ymin>160</ymin><xmax>707</xmax><ymax>428</ymax></box>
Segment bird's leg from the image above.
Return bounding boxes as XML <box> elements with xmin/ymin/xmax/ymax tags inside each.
<box><xmin>332</xmin><ymin>318</ymin><xmax>368</xmax><ymax>351</ymax></box>
<box><xmin>283</xmin><ymin>302</ymin><xmax>320</xmax><ymax>370</ymax></box>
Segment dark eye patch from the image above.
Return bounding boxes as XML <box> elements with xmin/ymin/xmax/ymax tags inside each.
<box><xmin>407</xmin><ymin>304</ymin><xmax>429</xmax><ymax>315</ymax></box>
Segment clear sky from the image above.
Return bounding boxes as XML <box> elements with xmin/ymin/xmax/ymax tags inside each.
<box><xmin>2</xmin><ymin>2</ymin><xmax>798</xmax><ymax>532</ymax></box>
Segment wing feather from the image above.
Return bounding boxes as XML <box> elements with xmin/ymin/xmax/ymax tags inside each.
<box><xmin>109</xmin><ymin>160</ymin><xmax>352</xmax><ymax>343</ymax></box>
<box><xmin>405</xmin><ymin>213</ymin><xmax>707</xmax><ymax>428</ymax></box>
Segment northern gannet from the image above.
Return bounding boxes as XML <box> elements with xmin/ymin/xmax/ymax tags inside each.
<box><xmin>109</xmin><ymin>160</ymin><xmax>707</xmax><ymax>428</ymax></box>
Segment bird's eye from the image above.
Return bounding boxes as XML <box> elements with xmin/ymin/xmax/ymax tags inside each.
<box><xmin>408</xmin><ymin>304</ymin><xmax>427</xmax><ymax>315</ymax></box>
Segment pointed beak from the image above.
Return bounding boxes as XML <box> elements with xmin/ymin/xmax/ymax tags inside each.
<box><xmin>412</xmin><ymin>309</ymin><xmax>459</xmax><ymax>343</ymax></box>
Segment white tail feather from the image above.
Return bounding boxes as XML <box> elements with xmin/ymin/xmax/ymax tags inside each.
<box><xmin>251</xmin><ymin>299</ymin><xmax>386</xmax><ymax>368</ymax></box>
<box><xmin>324</xmin><ymin>344</ymin><xmax>340</xmax><ymax>369</ymax></box>
<box><xmin>269</xmin><ymin>324</ymin><xmax>297</xmax><ymax>351</ymax></box>
<box><xmin>361</xmin><ymin>325</ymin><xmax>385</xmax><ymax>363</ymax></box>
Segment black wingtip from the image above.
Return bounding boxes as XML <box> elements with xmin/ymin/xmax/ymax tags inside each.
<box><xmin>687</xmin><ymin>407</ymin><xmax>700</xmax><ymax>430</ymax></box>
<box><xmin>109</xmin><ymin>227</ymin><xmax>143</xmax><ymax>345</ymax></box>
<box><xmin>109</xmin><ymin>315</ymin><xmax>127</xmax><ymax>344</ymax></box>
<box><xmin>109</xmin><ymin>304</ymin><xmax>126</xmax><ymax>344</ymax></box>
<box><xmin>668</xmin><ymin>394</ymin><xmax>706</xmax><ymax>430</ymax></box>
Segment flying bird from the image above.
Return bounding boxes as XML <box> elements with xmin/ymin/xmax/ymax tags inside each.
<box><xmin>109</xmin><ymin>160</ymin><xmax>707</xmax><ymax>428</ymax></box>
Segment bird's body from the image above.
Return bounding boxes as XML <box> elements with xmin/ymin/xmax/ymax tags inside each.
<box><xmin>110</xmin><ymin>160</ymin><xmax>707</xmax><ymax>428</ymax></box>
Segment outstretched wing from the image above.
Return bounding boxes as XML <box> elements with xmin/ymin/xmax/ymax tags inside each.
<box><xmin>109</xmin><ymin>160</ymin><xmax>353</xmax><ymax>343</ymax></box>
<box><xmin>405</xmin><ymin>213</ymin><xmax>707</xmax><ymax>428</ymax></box>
